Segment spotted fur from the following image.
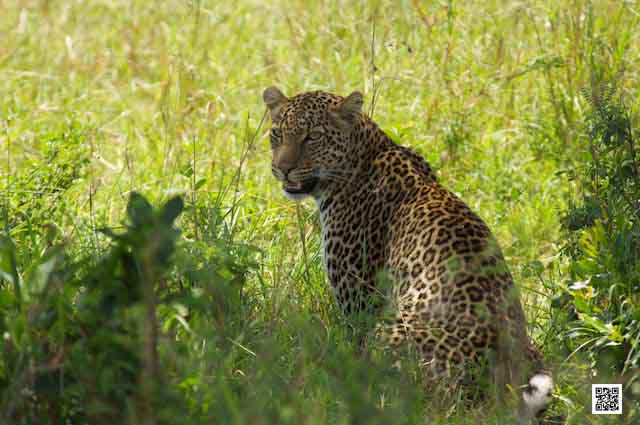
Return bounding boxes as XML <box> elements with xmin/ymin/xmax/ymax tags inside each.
<box><xmin>263</xmin><ymin>87</ymin><xmax>552</xmax><ymax>420</ymax></box>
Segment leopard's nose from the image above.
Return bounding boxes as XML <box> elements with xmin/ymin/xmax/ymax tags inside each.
<box><xmin>274</xmin><ymin>160</ymin><xmax>296</xmax><ymax>179</ymax></box>
<box><xmin>273</xmin><ymin>144</ymin><xmax>301</xmax><ymax>178</ymax></box>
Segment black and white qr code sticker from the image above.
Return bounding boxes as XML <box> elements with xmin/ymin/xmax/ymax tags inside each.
<box><xmin>592</xmin><ymin>384</ymin><xmax>622</xmax><ymax>415</ymax></box>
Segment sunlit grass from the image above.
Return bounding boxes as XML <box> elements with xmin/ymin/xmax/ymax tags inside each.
<box><xmin>2</xmin><ymin>0</ymin><xmax>640</xmax><ymax>423</ymax></box>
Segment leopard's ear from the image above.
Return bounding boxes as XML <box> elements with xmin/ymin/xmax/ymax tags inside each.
<box><xmin>329</xmin><ymin>91</ymin><xmax>363</xmax><ymax>132</ymax></box>
<box><xmin>263</xmin><ymin>86</ymin><xmax>288</xmax><ymax>121</ymax></box>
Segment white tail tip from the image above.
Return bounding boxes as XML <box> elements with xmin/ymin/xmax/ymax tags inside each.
<box><xmin>522</xmin><ymin>373</ymin><xmax>554</xmax><ymax>415</ymax></box>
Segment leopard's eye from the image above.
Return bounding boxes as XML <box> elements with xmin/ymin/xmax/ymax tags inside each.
<box><xmin>270</xmin><ymin>128</ymin><xmax>282</xmax><ymax>146</ymax></box>
<box><xmin>308</xmin><ymin>130</ymin><xmax>324</xmax><ymax>141</ymax></box>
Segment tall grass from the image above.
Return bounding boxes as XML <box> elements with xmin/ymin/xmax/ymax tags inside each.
<box><xmin>1</xmin><ymin>0</ymin><xmax>640</xmax><ymax>423</ymax></box>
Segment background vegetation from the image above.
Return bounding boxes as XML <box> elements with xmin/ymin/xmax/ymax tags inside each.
<box><xmin>1</xmin><ymin>0</ymin><xmax>639</xmax><ymax>423</ymax></box>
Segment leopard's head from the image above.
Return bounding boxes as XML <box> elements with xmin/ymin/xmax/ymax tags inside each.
<box><xmin>262</xmin><ymin>87</ymin><xmax>364</xmax><ymax>200</ymax></box>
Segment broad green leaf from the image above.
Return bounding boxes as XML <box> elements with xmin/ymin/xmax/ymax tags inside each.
<box><xmin>126</xmin><ymin>192</ymin><xmax>153</xmax><ymax>227</ymax></box>
<box><xmin>0</xmin><ymin>234</ymin><xmax>20</xmax><ymax>309</ymax></box>
<box><xmin>160</xmin><ymin>196</ymin><xmax>184</xmax><ymax>225</ymax></box>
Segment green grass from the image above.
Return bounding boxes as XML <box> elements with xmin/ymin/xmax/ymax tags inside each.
<box><xmin>1</xmin><ymin>0</ymin><xmax>640</xmax><ymax>423</ymax></box>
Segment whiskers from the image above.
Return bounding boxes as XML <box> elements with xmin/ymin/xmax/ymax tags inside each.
<box><xmin>271</xmin><ymin>165</ymin><xmax>285</xmax><ymax>181</ymax></box>
<box><xmin>271</xmin><ymin>164</ymin><xmax>357</xmax><ymax>187</ymax></box>
<box><xmin>315</xmin><ymin>168</ymin><xmax>356</xmax><ymax>185</ymax></box>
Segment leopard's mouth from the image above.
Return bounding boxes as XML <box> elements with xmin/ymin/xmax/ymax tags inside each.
<box><xmin>283</xmin><ymin>177</ymin><xmax>319</xmax><ymax>194</ymax></box>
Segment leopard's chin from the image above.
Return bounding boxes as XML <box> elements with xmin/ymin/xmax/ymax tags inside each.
<box><xmin>283</xmin><ymin>177</ymin><xmax>319</xmax><ymax>196</ymax></box>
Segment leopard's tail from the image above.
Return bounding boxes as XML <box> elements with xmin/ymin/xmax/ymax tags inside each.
<box><xmin>520</xmin><ymin>372</ymin><xmax>553</xmax><ymax>424</ymax></box>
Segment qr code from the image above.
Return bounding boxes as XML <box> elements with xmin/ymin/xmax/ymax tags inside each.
<box><xmin>592</xmin><ymin>384</ymin><xmax>622</xmax><ymax>415</ymax></box>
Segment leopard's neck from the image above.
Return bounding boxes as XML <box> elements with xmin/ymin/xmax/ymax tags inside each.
<box><xmin>313</xmin><ymin>116</ymin><xmax>394</xmax><ymax>204</ymax></box>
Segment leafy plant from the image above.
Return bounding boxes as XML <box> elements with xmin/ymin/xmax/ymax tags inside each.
<box><xmin>0</xmin><ymin>193</ymin><xmax>185</xmax><ymax>424</ymax></box>
<box><xmin>555</xmin><ymin>80</ymin><xmax>640</xmax><ymax>415</ymax></box>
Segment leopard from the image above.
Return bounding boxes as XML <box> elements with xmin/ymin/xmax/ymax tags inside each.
<box><xmin>263</xmin><ymin>86</ymin><xmax>553</xmax><ymax>422</ymax></box>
